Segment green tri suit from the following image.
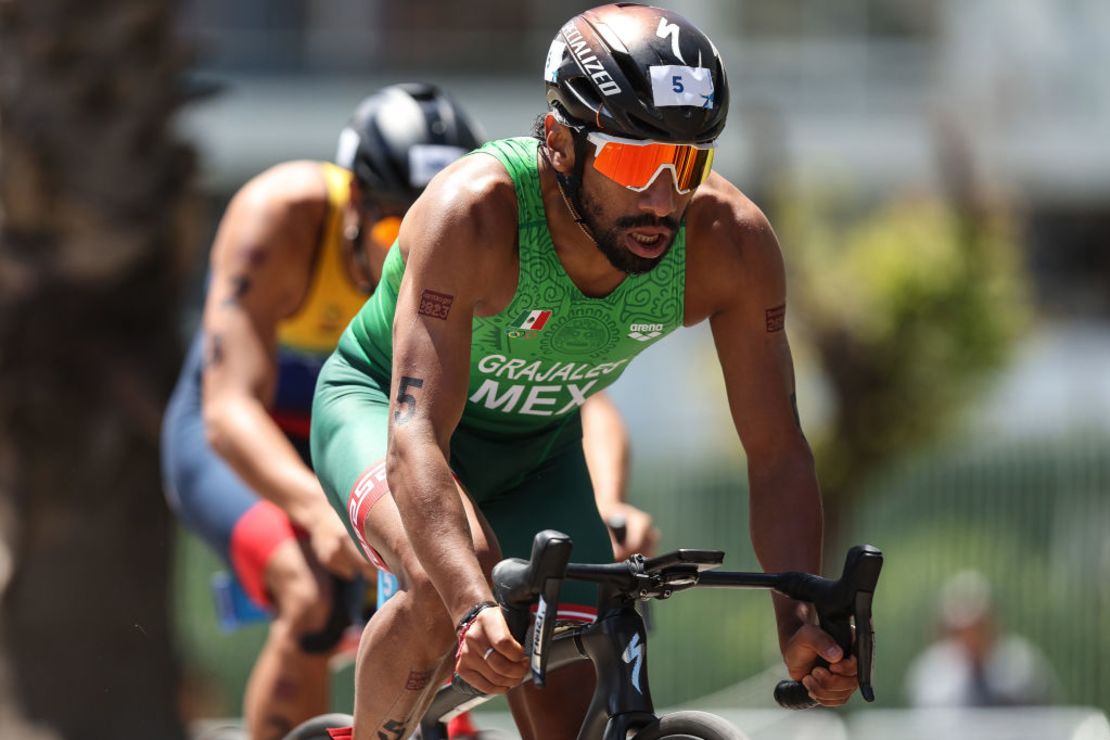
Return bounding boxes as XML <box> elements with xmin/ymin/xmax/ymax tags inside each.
<box><xmin>311</xmin><ymin>137</ymin><xmax>686</xmax><ymax>614</ymax></box>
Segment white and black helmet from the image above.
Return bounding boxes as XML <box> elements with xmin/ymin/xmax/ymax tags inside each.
<box><xmin>335</xmin><ymin>83</ymin><xmax>485</xmax><ymax>207</ymax></box>
<box><xmin>544</xmin><ymin>3</ymin><xmax>729</xmax><ymax>143</ymax></box>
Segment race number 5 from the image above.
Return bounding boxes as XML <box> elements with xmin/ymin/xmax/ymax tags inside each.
<box><xmin>394</xmin><ymin>376</ymin><xmax>424</xmax><ymax>423</ymax></box>
<box><xmin>672</xmin><ymin>75</ymin><xmax>684</xmax><ymax>93</ymax></box>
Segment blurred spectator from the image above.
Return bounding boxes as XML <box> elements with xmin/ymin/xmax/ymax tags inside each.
<box><xmin>906</xmin><ymin>570</ymin><xmax>1059</xmax><ymax>707</ymax></box>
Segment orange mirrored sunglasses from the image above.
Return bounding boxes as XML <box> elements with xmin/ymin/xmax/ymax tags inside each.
<box><xmin>587</xmin><ymin>132</ymin><xmax>715</xmax><ymax>194</ymax></box>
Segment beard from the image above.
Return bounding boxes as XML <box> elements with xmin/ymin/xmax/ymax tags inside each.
<box><xmin>575</xmin><ymin>183</ymin><xmax>680</xmax><ymax>276</ymax></box>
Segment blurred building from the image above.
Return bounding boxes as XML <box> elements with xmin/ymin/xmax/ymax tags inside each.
<box><xmin>178</xmin><ymin>1</ymin><xmax>1110</xmax><ymax>238</ymax></box>
<box><xmin>175</xmin><ymin>0</ymin><xmax>1110</xmax><ymax>441</ymax></box>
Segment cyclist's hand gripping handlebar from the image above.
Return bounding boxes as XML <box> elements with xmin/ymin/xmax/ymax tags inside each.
<box><xmin>450</xmin><ymin>530</ymin><xmax>571</xmax><ymax>697</ymax></box>
<box><xmin>772</xmin><ymin>544</ymin><xmax>883</xmax><ymax>709</ymax></box>
<box><xmin>490</xmin><ymin>529</ymin><xmax>572</xmax><ymax>688</ymax></box>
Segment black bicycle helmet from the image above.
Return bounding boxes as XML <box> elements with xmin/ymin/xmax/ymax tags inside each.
<box><xmin>335</xmin><ymin>83</ymin><xmax>485</xmax><ymax>206</ymax></box>
<box><xmin>544</xmin><ymin>3</ymin><xmax>728</xmax><ymax>143</ymax></box>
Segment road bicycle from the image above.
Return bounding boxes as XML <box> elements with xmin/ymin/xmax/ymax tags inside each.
<box><xmin>284</xmin><ymin>529</ymin><xmax>882</xmax><ymax>739</ymax></box>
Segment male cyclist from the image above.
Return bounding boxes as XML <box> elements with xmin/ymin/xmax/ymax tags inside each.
<box><xmin>311</xmin><ymin>5</ymin><xmax>858</xmax><ymax>739</ymax></box>
<box><xmin>161</xmin><ymin>82</ymin><xmax>650</xmax><ymax>739</ymax></box>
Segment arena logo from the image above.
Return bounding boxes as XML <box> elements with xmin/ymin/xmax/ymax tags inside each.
<box><xmin>628</xmin><ymin>322</ymin><xmax>665</xmax><ymax>342</ymax></box>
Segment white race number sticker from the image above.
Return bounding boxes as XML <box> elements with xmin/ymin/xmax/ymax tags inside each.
<box><xmin>649</xmin><ymin>64</ymin><xmax>714</xmax><ymax>108</ymax></box>
<box><xmin>408</xmin><ymin>144</ymin><xmax>468</xmax><ymax>187</ymax></box>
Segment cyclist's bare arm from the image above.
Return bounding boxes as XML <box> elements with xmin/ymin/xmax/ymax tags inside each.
<box><xmin>581</xmin><ymin>392</ymin><xmax>659</xmax><ymax>558</ymax></box>
<box><xmin>685</xmin><ymin>177</ymin><xmax>855</xmax><ymax>705</ymax></box>
<box><xmin>201</xmin><ymin>162</ymin><xmax>370</xmax><ymax>579</ymax></box>
<box><xmin>387</xmin><ymin>156</ymin><xmax>528</xmax><ymax>690</ymax></box>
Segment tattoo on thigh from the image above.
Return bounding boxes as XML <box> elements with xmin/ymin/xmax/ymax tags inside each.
<box><xmin>394</xmin><ymin>376</ymin><xmax>424</xmax><ymax>424</ymax></box>
<box><xmin>377</xmin><ymin>719</ymin><xmax>408</xmax><ymax>740</ymax></box>
<box><xmin>405</xmin><ymin>669</ymin><xmax>433</xmax><ymax>691</ymax></box>
<box><xmin>765</xmin><ymin>303</ymin><xmax>786</xmax><ymax>332</ymax></box>
<box><xmin>418</xmin><ymin>289</ymin><xmax>454</xmax><ymax>320</ymax></box>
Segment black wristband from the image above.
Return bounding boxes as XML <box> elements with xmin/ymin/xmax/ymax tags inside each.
<box><xmin>455</xmin><ymin>600</ymin><xmax>499</xmax><ymax>639</ymax></box>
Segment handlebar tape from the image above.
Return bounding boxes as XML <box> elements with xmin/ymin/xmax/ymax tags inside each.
<box><xmin>774</xmin><ymin>679</ymin><xmax>818</xmax><ymax>709</ymax></box>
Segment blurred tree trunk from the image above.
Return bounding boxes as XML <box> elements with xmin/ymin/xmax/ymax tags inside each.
<box><xmin>0</xmin><ymin>0</ymin><xmax>196</xmax><ymax>737</ymax></box>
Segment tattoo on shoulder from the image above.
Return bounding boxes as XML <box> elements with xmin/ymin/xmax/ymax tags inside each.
<box><xmin>204</xmin><ymin>334</ymin><xmax>225</xmax><ymax>368</ymax></box>
<box><xmin>418</xmin><ymin>289</ymin><xmax>454</xmax><ymax>320</ymax></box>
<box><xmin>377</xmin><ymin>719</ymin><xmax>407</xmax><ymax>740</ymax></box>
<box><xmin>220</xmin><ymin>274</ymin><xmax>251</xmax><ymax>307</ymax></box>
<box><xmin>394</xmin><ymin>376</ymin><xmax>424</xmax><ymax>424</ymax></box>
<box><xmin>765</xmin><ymin>303</ymin><xmax>786</xmax><ymax>332</ymax></box>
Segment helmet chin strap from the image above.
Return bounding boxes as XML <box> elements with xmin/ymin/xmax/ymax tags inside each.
<box><xmin>541</xmin><ymin>137</ymin><xmax>598</xmax><ymax>247</ymax></box>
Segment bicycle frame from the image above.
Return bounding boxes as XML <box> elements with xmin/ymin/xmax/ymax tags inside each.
<box><xmin>287</xmin><ymin>531</ymin><xmax>880</xmax><ymax>740</ymax></box>
<box><xmin>572</xmin><ymin>605</ymin><xmax>657</xmax><ymax>739</ymax></box>
<box><xmin>421</xmin><ymin>603</ymin><xmax>657</xmax><ymax>740</ymax></box>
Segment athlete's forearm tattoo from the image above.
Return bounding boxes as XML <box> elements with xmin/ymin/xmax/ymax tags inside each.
<box><xmin>418</xmin><ymin>289</ymin><xmax>454</xmax><ymax>320</ymax></box>
<box><xmin>221</xmin><ymin>274</ymin><xmax>252</xmax><ymax>307</ymax></box>
<box><xmin>765</xmin><ymin>303</ymin><xmax>786</xmax><ymax>332</ymax></box>
<box><xmin>405</xmin><ymin>669</ymin><xmax>433</xmax><ymax>691</ymax></box>
<box><xmin>394</xmin><ymin>376</ymin><xmax>425</xmax><ymax>424</ymax></box>
<box><xmin>204</xmin><ymin>333</ymin><xmax>225</xmax><ymax>367</ymax></box>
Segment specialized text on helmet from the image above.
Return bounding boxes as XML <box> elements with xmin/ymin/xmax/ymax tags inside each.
<box><xmin>561</xmin><ymin>22</ymin><xmax>622</xmax><ymax>97</ymax></box>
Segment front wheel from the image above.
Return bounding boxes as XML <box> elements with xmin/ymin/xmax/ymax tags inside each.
<box><xmin>630</xmin><ymin>710</ymin><xmax>749</xmax><ymax>740</ymax></box>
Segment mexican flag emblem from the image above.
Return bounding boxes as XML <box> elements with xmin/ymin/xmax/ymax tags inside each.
<box><xmin>511</xmin><ymin>309</ymin><xmax>552</xmax><ymax>331</ymax></box>
<box><xmin>506</xmin><ymin>309</ymin><xmax>552</xmax><ymax>339</ymax></box>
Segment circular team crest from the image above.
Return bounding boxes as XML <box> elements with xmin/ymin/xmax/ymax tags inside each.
<box><xmin>548</xmin><ymin>315</ymin><xmax>613</xmax><ymax>356</ymax></box>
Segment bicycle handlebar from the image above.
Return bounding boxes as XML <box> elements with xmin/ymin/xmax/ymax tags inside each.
<box><xmin>476</xmin><ymin>530</ymin><xmax>883</xmax><ymax>709</ymax></box>
<box><xmin>490</xmin><ymin>529</ymin><xmax>573</xmax><ymax>686</ymax></box>
<box><xmin>764</xmin><ymin>544</ymin><xmax>882</xmax><ymax>708</ymax></box>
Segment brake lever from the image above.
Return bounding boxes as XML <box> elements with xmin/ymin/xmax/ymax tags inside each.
<box><xmin>530</xmin><ymin>571</ymin><xmax>562</xmax><ymax>687</ymax></box>
<box><xmin>851</xmin><ymin>550</ymin><xmax>881</xmax><ymax>701</ymax></box>
<box><xmin>773</xmin><ymin>544</ymin><xmax>883</xmax><ymax>709</ymax></box>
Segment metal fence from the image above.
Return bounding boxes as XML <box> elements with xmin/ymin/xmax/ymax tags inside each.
<box><xmin>173</xmin><ymin>431</ymin><xmax>1110</xmax><ymax>719</ymax></box>
<box><xmin>628</xmin><ymin>431</ymin><xmax>1110</xmax><ymax>714</ymax></box>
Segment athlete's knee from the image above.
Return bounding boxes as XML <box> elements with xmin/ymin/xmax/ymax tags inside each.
<box><xmin>272</xmin><ymin>574</ymin><xmax>333</xmax><ymax>637</ymax></box>
<box><xmin>297</xmin><ymin>577</ymin><xmax>356</xmax><ymax>654</ymax></box>
<box><xmin>387</xmin><ymin>566</ymin><xmax>455</xmax><ymax>648</ymax></box>
<box><xmin>269</xmin><ymin>575</ymin><xmax>354</xmax><ymax>655</ymax></box>
<box><xmin>266</xmin><ymin>545</ymin><xmax>336</xmax><ymax>639</ymax></box>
